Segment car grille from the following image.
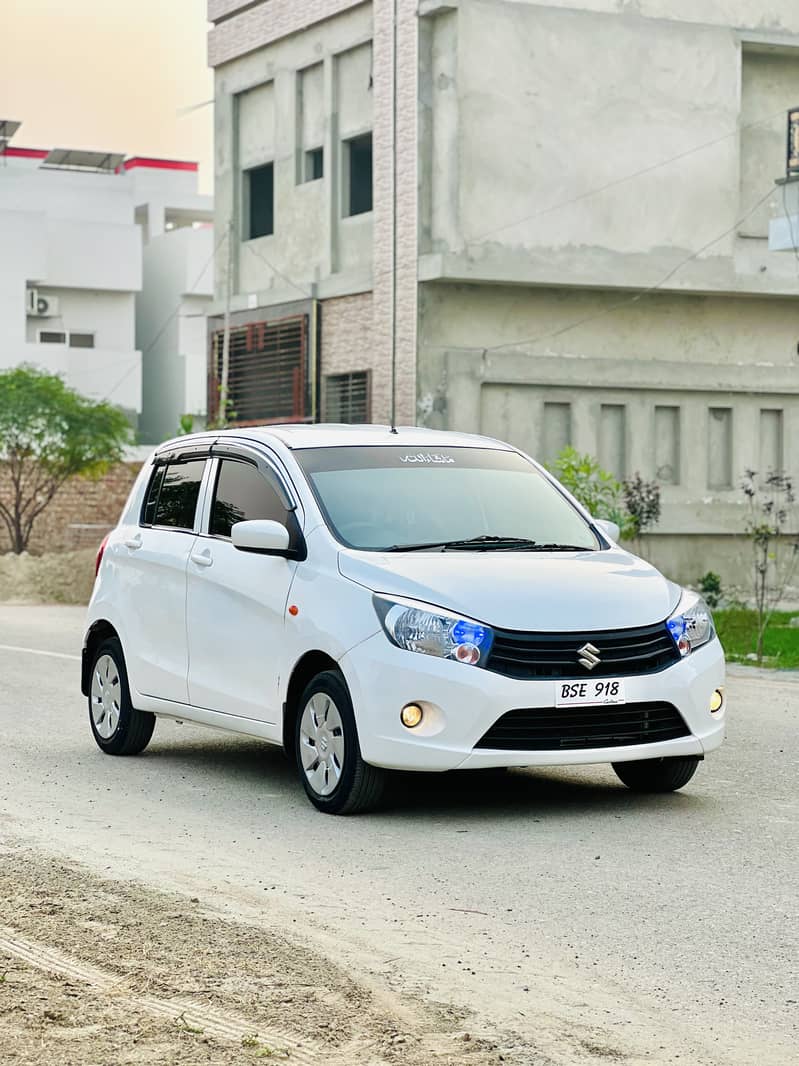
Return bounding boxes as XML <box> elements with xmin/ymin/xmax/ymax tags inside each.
<box><xmin>475</xmin><ymin>701</ymin><xmax>691</xmax><ymax>751</ymax></box>
<box><xmin>485</xmin><ymin>622</ymin><xmax>680</xmax><ymax>680</ymax></box>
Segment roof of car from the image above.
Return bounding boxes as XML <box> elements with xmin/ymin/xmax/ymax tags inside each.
<box><xmin>216</xmin><ymin>424</ymin><xmax>514</xmax><ymax>451</ymax></box>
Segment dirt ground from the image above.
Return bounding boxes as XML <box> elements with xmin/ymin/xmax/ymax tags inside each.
<box><xmin>0</xmin><ymin>550</ymin><xmax>95</xmax><ymax>606</ymax></box>
<box><xmin>0</xmin><ymin>843</ymin><xmax>520</xmax><ymax>1066</ymax></box>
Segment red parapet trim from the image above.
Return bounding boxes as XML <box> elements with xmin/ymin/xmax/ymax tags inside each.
<box><xmin>0</xmin><ymin>147</ymin><xmax>49</xmax><ymax>159</ymax></box>
<box><xmin>123</xmin><ymin>157</ymin><xmax>198</xmax><ymax>172</ymax></box>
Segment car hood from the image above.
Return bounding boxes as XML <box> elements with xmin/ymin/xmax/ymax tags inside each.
<box><xmin>338</xmin><ymin>548</ymin><xmax>681</xmax><ymax>631</ymax></box>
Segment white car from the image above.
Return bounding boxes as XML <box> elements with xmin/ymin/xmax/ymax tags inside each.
<box><xmin>83</xmin><ymin>425</ymin><xmax>725</xmax><ymax>814</ymax></box>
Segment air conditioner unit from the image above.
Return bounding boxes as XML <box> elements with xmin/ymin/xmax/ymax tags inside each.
<box><xmin>26</xmin><ymin>289</ymin><xmax>60</xmax><ymax>317</ymax></box>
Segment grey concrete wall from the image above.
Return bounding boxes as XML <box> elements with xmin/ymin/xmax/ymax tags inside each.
<box><xmin>417</xmin><ymin>281</ymin><xmax>799</xmax><ymax>536</ymax></box>
<box><xmin>212</xmin><ymin>3</ymin><xmax>374</xmax><ymax>306</ymax></box>
<box><xmin>418</xmin><ymin>0</ymin><xmax>799</xmax><ymax>298</ymax></box>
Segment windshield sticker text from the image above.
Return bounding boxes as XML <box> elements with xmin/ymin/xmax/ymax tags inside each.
<box><xmin>399</xmin><ymin>453</ymin><xmax>455</xmax><ymax>464</ymax></box>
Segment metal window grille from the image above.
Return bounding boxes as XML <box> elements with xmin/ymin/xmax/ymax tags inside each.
<box><xmin>324</xmin><ymin>371</ymin><xmax>370</xmax><ymax>424</ymax></box>
<box><xmin>209</xmin><ymin>314</ymin><xmax>309</xmax><ymax>425</ymax></box>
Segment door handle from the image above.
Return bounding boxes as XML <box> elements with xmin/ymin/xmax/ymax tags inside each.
<box><xmin>190</xmin><ymin>550</ymin><xmax>213</xmax><ymax>568</ymax></box>
<box><xmin>124</xmin><ymin>535</ymin><xmax>142</xmax><ymax>550</ymax></box>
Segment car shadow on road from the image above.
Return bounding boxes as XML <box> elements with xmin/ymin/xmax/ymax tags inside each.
<box><xmin>384</xmin><ymin>765</ymin><xmax>712</xmax><ymax>820</ymax></box>
<box><xmin>139</xmin><ymin>731</ymin><xmax>714</xmax><ymax>822</ymax></box>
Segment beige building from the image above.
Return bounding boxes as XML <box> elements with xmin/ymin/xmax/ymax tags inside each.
<box><xmin>207</xmin><ymin>0</ymin><xmax>799</xmax><ymax>583</ymax></box>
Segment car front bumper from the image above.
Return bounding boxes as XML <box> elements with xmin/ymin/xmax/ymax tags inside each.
<box><xmin>339</xmin><ymin>634</ymin><xmax>726</xmax><ymax>771</ymax></box>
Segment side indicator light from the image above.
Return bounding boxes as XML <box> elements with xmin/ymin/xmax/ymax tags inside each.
<box><xmin>288</xmin><ymin>605</ymin><xmax>299</xmax><ymax>617</ymax></box>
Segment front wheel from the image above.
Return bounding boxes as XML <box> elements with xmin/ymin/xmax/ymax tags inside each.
<box><xmin>295</xmin><ymin>670</ymin><xmax>385</xmax><ymax>815</ymax></box>
<box><xmin>88</xmin><ymin>638</ymin><xmax>155</xmax><ymax>756</ymax></box>
<box><xmin>612</xmin><ymin>755</ymin><xmax>700</xmax><ymax>793</ymax></box>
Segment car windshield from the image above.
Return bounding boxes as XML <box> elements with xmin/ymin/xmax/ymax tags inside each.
<box><xmin>294</xmin><ymin>446</ymin><xmax>599</xmax><ymax>552</ymax></box>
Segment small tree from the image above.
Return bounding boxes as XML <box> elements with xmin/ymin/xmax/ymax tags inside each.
<box><xmin>0</xmin><ymin>366</ymin><xmax>132</xmax><ymax>554</ymax></box>
<box><xmin>741</xmin><ymin>469</ymin><xmax>799</xmax><ymax>664</ymax></box>
<box><xmin>698</xmin><ymin>571</ymin><xmax>723</xmax><ymax>609</ymax></box>
<box><xmin>623</xmin><ymin>472</ymin><xmax>661</xmax><ymax>553</ymax></box>
<box><xmin>549</xmin><ymin>447</ymin><xmax>635</xmax><ymax>539</ymax></box>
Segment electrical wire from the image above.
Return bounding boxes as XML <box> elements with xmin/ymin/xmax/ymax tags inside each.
<box><xmin>95</xmin><ymin>101</ymin><xmax>791</xmax><ymax>404</ymax></box>
<box><xmin>242</xmin><ymin>240</ymin><xmax>316</xmax><ymax>300</ymax></box>
<box><xmin>464</xmin><ymin>108</ymin><xmax>788</xmax><ymax>244</ymax></box>
<box><xmin>231</xmin><ymin>106</ymin><xmax>791</xmax><ymax>306</ymax></box>
<box><xmin>449</xmin><ymin>182</ymin><xmax>779</xmax><ymax>356</ymax></box>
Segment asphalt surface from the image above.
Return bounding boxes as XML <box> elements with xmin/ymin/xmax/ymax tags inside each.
<box><xmin>0</xmin><ymin>604</ymin><xmax>796</xmax><ymax>1065</ymax></box>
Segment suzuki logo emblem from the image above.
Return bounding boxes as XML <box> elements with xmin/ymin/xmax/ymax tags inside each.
<box><xmin>577</xmin><ymin>642</ymin><xmax>601</xmax><ymax>670</ymax></box>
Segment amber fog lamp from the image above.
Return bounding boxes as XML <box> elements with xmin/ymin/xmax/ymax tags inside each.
<box><xmin>710</xmin><ymin>689</ymin><xmax>723</xmax><ymax>713</ymax></box>
<box><xmin>401</xmin><ymin>703</ymin><xmax>424</xmax><ymax>728</ymax></box>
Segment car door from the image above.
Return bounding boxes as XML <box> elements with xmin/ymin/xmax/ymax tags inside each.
<box><xmin>118</xmin><ymin>453</ymin><xmax>209</xmax><ymax>703</ymax></box>
<box><xmin>186</xmin><ymin>450</ymin><xmax>302</xmax><ymax>722</ymax></box>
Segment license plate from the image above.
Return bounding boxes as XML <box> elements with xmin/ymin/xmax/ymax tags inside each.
<box><xmin>556</xmin><ymin>679</ymin><xmax>626</xmax><ymax>707</ymax></box>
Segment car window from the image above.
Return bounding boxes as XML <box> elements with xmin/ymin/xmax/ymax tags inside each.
<box><xmin>144</xmin><ymin>460</ymin><xmax>206</xmax><ymax>530</ymax></box>
<box><xmin>294</xmin><ymin>446</ymin><xmax>598</xmax><ymax>551</ymax></box>
<box><xmin>209</xmin><ymin>459</ymin><xmax>289</xmax><ymax>538</ymax></box>
<box><xmin>141</xmin><ymin>465</ymin><xmax>165</xmax><ymax>526</ymax></box>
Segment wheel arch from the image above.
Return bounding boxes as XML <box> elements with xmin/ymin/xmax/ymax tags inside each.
<box><xmin>282</xmin><ymin>650</ymin><xmax>340</xmax><ymax>763</ymax></box>
<box><xmin>81</xmin><ymin>619</ymin><xmax>121</xmax><ymax>695</ymax></box>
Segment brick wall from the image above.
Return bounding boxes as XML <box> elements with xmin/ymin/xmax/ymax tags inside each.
<box><xmin>320</xmin><ymin>293</ymin><xmax>376</xmax><ymax>415</ymax></box>
<box><xmin>208</xmin><ymin>0</ymin><xmax>364</xmax><ymax>65</ymax></box>
<box><xmin>0</xmin><ymin>463</ymin><xmax>140</xmax><ymax>555</ymax></box>
<box><xmin>372</xmin><ymin>0</ymin><xmax>419</xmax><ymax>427</ymax></box>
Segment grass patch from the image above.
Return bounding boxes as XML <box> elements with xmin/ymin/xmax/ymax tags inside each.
<box><xmin>714</xmin><ymin>608</ymin><xmax>799</xmax><ymax>668</ymax></box>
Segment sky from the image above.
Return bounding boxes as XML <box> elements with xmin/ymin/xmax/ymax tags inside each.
<box><xmin>0</xmin><ymin>0</ymin><xmax>214</xmax><ymax>192</ymax></box>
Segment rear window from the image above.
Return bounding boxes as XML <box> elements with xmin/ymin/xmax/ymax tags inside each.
<box><xmin>142</xmin><ymin>460</ymin><xmax>206</xmax><ymax>531</ymax></box>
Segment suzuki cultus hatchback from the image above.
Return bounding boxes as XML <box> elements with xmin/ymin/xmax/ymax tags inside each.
<box><xmin>83</xmin><ymin>425</ymin><xmax>725</xmax><ymax>814</ymax></box>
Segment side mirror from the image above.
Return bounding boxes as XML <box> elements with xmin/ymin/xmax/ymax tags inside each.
<box><xmin>594</xmin><ymin>518</ymin><xmax>620</xmax><ymax>543</ymax></box>
<box><xmin>231</xmin><ymin>519</ymin><xmax>291</xmax><ymax>555</ymax></box>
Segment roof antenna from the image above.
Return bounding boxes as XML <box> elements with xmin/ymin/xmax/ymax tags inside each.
<box><xmin>389</xmin><ymin>0</ymin><xmax>399</xmax><ymax>436</ymax></box>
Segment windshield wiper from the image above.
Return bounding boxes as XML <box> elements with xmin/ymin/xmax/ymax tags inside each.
<box><xmin>510</xmin><ymin>543</ymin><xmax>593</xmax><ymax>552</ymax></box>
<box><xmin>383</xmin><ymin>536</ymin><xmax>592</xmax><ymax>553</ymax></box>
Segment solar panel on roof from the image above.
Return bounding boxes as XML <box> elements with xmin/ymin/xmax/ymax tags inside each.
<box><xmin>42</xmin><ymin>148</ymin><xmax>125</xmax><ymax>172</ymax></box>
<box><xmin>0</xmin><ymin>120</ymin><xmax>21</xmax><ymax>140</ymax></box>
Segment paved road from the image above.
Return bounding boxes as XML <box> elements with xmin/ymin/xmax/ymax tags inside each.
<box><xmin>0</xmin><ymin>605</ymin><xmax>796</xmax><ymax>1065</ymax></box>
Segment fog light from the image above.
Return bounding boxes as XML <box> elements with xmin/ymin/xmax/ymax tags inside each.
<box><xmin>401</xmin><ymin>703</ymin><xmax>424</xmax><ymax>729</ymax></box>
<box><xmin>710</xmin><ymin>688</ymin><xmax>723</xmax><ymax>713</ymax></box>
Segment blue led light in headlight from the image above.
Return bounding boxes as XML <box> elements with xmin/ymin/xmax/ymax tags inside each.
<box><xmin>451</xmin><ymin>620</ymin><xmax>490</xmax><ymax>647</ymax></box>
<box><xmin>667</xmin><ymin>617</ymin><xmax>686</xmax><ymax>641</ymax></box>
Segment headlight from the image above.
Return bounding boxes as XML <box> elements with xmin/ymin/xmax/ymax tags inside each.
<box><xmin>666</xmin><ymin>590</ymin><xmax>715</xmax><ymax>656</ymax></box>
<box><xmin>373</xmin><ymin>595</ymin><xmax>494</xmax><ymax>666</ymax></box>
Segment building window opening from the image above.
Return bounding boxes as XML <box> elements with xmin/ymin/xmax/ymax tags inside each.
<box><xmin>245</xmin><ymin>162</ymin><xmax>274</xmax><ymax>239</ymax></box>
<box><xmin>38</xmin><ymin>330</ymin><xmax>66</xmax><ymax>345</ymax></box>
<box><xmin>304</xmin><ymin>147</ymin><xmax>324</xmax><ymax>182</ymax></box>
<box><xmin>325</xmin><ymin>371</ymin><xmax>370</xmax><ymax>423</ymax></box>
<box><xmin>69</xmin><ymin>332</ymin><xmax>95</xmax><ymax>349</ymax></box>
<box><xmin>343</xmin><ymin>133</ymin><xmax>373</xmax><ymax>217</ymax></box>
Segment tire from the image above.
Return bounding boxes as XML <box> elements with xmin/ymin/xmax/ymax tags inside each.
<box><xmin>88</xmin><ymin>638</ymin><xmax>155</xmax><ymax>756</ymax></box>
<box><xmin>612</xmin><ymin>755</ymin><xmax>700</xmax><ymax>793</ymax></box>
<box><xmin>295</xmin><ymin>670</ymin><xmax>385</xmax><ymax>815</ymax></box>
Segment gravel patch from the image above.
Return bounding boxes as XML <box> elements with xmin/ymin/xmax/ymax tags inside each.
<box><xmin>0</xmin><ymin>550</ymin><xmax>95</xmax><ymax>605</ymax></box>
<box><xmin>0</xmin><ymin>844</ymin><xmax>515</xmax><ymax>1066</ymax></box>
